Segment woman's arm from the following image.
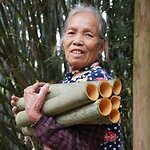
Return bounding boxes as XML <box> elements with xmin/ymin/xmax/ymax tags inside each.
<box><xmin>32</xmin><ymin>115</ymin><xmax>103</xmax><ymax>150</ymax></box>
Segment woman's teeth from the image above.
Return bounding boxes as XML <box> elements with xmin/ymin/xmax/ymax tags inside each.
<box><xmin>72</xmin><ymin>50</ymin><xmax>83</xmax><ymax>54</ymax></box>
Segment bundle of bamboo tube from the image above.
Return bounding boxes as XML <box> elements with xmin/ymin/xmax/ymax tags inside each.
<box><xmin>15</xmin><ymin>79</ymin><xmax>122</xmax><ymax>135</ymax></box>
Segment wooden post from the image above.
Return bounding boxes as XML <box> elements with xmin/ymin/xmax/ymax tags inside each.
<box><xmin>133</xmin><ymin>0</ymin><xmax>150</xmax><ymax>149</ymax></box>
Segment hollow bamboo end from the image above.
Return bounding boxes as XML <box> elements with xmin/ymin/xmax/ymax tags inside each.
<box><xmin>110</xmin><ymin>95</ymin><xmax>120</xmax><ymax>109</ymax></box>
<box><xmin>99</xmin><ymin>80</ymin><xmax>112</xmax><ymax>98</ymax></box>
<box><xmin>113</xmin><ymin>79</ymin><xmax>122</xmax><ymax>95</ymax></box>
<box><xmin>22</xmin><ymin>127</ymin><xmax>33</xmax><ymax>136</ymax></box>
<box><xmin>109</xmin><ymin>109</ymin><xmax>120</xmax><ymax>123</ymax></box>
<box><xmin>98</xmin><ymin>98</ymin><xmax>112</xmax><ymax>116</ymax></box>
<box><xmin>15</xmin><ymin>111</ymin><xmax>30</xmax><ymax>127</ymax></box>
<box><xmin>16</xmin><ymin>97</ymin><xmax>25</xmax><ymax>111</ymax></box>
<box><xmin>86</xmin><ymin>83</ymin><xmax>99</xmax><ymax>101</ymax></box>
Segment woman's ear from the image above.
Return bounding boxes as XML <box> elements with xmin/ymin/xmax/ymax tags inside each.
<box><xmin>99</xmin><ymin>39</ymin><xmax>106</xmax><ymax>53</ymax></box>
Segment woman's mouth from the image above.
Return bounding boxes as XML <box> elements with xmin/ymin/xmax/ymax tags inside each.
<box><xmin>71</xmin><ymin>49</ymin><xmax>84</xmax><ymax>54</ymax></box>
<box><xmin>70</xmin><ymin>49</ymin><xmax>85</xmax><ymax>58</ymax></box>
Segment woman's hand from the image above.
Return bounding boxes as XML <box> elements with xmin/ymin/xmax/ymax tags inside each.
<box><xmin>23</xmin><ymin>82</ymin><xmax>50</xmax><ymax>124</ymax></box>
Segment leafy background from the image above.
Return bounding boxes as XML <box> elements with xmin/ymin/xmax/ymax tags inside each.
<box><xmin>0</xmin><ymin>0</ymin><xmax>133</xmax><ymax>149</ymax></box>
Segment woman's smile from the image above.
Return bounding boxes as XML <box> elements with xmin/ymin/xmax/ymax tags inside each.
<box><xmin>70</xmin><ymin>49</ymin><xmax>85</xmax><ymax>58</ymax></box>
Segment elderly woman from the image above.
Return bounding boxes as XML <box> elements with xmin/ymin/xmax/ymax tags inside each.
<box><xmin>11</xmin><ymin>4</ymin><xmax>121</xmax><ymax>150</ymax></box>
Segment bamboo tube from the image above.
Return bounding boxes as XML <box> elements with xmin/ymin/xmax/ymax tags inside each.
<box><xmin>55</xmin><ymin>98</ymin><xmax>112</xmax><ymax>127</ymax></box>
<box><xmin>16</xmin><ymin>80</ymin><xmax>118</xmax><ymax>111</ymax></box>
<box><xmin>22</xmin><ymin>126</ymin><xmax>34</xmax><ymax>136</ymax></box>
<box><xmin>112</xmin><ymin>79</ymin><xmax>122</xmax><ymax>95</ymax></box>
<box><xmin>21</xmin><ymin>98</ymin><xmax>114</xmax><ymax>136</ymax></box>
<box><xmin>108</xmin><ymin>109</ymin><xmax>120</xmax><ymax>123</ymax></box>
<box><xmin>42</xmin><ymin>83</ymin><xmax>99</xmax><ymax>115</ymax></box>
<box><xmin>22</xmin><ymin>114</ymin><xmax>112</xmax><ymax>136</ymax></box>
<box><xmin>99</xmin><ymin>80</ymin><xmax>113</xmax><ymax>98</ymax></box>
<box><xmin>16</xmin><ymin>82</ymin><xmax>86</xmax><ymax>111</ymax></box>
<box><xmin>16</xmin><ymin>81</ymin><xmax>100</xmax><ymax>111</ymax></box>
<box><xmin>16</xmin><ymin>97</ymin><xmax>25</xmax><ymax>111</ymax></box>
<box><xmin>81</xmin><ymin>116</ymin><xmax>111</xmax><ymax>125</ymax></box>
<box><xmin>22</xmin><ymin>108</ymin><xmax>120</xmax><ymax>136</ymax></box>
<box><xmin>94</xmin><ymin>80</ymin><xmax>113</xmax><ymax>98</ymax></box>
<box><xmin>80</xmin><ymin>109</ymin><xmax>120</xmax><ymax>125</ymax></box>
<box><xmin>110</xmin><ymin>95</ymin><xmax>121</xmax><ymax>109</ymax></box>
<box><xmin>15</xmin><ymin>83</ymin><xmax>99</xmax><ymax>127</ymax></box>
<box><xmin>16</xmin><ymin>82</ymin><xmax>99</xmax><ymax>112</ymax></box>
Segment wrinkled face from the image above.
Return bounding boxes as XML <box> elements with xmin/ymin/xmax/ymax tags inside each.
<box><xmin>62</xmin><ymin>12</ymin><xmax>105</xmax><ymax>71</ymax></box>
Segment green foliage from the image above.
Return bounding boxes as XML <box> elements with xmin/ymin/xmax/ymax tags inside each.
<box><xmin>0</xmin><ymin>0</ymin><xmax>133</xmax><ymax>149</ymax></box>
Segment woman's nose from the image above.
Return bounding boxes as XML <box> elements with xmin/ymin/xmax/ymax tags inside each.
<box><xmin>72</xmin><ymin>35</ymin><xmax>84</xmax><ymax>46</ymax></box>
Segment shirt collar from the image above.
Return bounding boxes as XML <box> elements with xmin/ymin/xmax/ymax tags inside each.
<box><xmin>65</xmin><ymin>61</ymin><xmax>99</xmax><ymax>77</ymax></box>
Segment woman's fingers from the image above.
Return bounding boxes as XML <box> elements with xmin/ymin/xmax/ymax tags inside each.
<box><xmin>24</xmin><ymin>82</ymin><xmax>46</xmax><ymax>94</ymax></box>
<box><xmin>36</xmin><ymin>83</ymin><xmax>50</xmax><ymax>108</ymax></box>
<box><xmin>11</xmin><ymin>95</ymin><xmax>19</xmax><ymax>102</ymax></box>
<box><xmin>12</xmin><ymin>106</ymin><xmax>18</xmax><ymax>114</ymax></box>
<box><xmin>11</xmin><ymin>99</ymin><xmax>16</xmax><ymax>107</ymax></box>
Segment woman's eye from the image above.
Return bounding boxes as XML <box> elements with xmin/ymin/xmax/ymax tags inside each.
<box><xmin>85</xmin><ymin>33</ymin><xmax>93</xmax><ymax>38</ymax></box>
<box><xmin>67</xmin><ymin>31</ymin><xmax>75</xmax><ymax>35</ymax></box>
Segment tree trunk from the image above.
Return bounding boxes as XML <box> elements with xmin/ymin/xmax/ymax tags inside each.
<box><xmin>133</xmin><ymin>0</ymin><xmax>150</xmax><ymax>150</ymax></box>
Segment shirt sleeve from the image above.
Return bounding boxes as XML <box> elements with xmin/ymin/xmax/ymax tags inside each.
<box><xmin>32</xmin><ymin>115</ymin><xmax>104</xmax><ymax>150</ymax></box>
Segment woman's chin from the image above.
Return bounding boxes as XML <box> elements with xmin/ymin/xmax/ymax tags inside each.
<box><xmin>69</xmin><ymin>61</ymin><xmax>86</xmax><ymax>71</ymax></box>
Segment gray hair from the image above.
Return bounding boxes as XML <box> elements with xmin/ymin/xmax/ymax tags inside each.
<box><xmin>61</xmin><ymin>4</ymin><xmax>107</xmax><ymax>40</ymax></box>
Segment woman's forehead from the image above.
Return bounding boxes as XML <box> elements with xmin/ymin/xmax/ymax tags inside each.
<box><xmin>66</xmin><ymin>12</ymin><xmax>99</xmax><ymax>29</ymax></box>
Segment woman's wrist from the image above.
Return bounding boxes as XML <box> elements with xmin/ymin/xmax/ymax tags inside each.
<box><xmin>27</xmin><ymin>112</ymin><xmax>42</xmax><ymax>124</ymax></box>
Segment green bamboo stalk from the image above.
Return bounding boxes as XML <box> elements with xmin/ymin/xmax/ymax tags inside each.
<box><xmin>22</xmin><ymin>116</ymin><xmax>111</xmax><ymax>136</ymax></box>
<box><xmin>22</xmin><ymin>126</ymin><xmax>34</xmax><ymax>136</ymax></box>
<box><xmin>16</xmin><ymin>80</ymin><xmax>118</xmax><ymax>111</ymax></box>
<box><xmin>21</xmin><ymin>98</ymin><xmax>112</xmax><ymax>136</ymax></box>
<box><xmin>15</xmin><ymin>82</ymin><xmax>99</xmax><ymax>127</ymax></box>
<box><xmin>21</xmin><ymin>108</ymin><xmax>120</xmax><ymax>136</ymax></box>
<box><xmin>15</xmin><ymin>80</ymin><xmax>121</xmax><ymax>127</ymax></box>
<box><xmin>55</xmin><ymin>98</ymin><xmax>112</xmax><ymax>127</ymax></box>
<box><xmin>80</xmin><ymin>115</ymin><xmax>111</xmax><ymax>125</ymax></box>
<box><xmin>16</xmin><ymin>81</ymin><xmax>99</xmax><ymax>111</ymax></box>
<box><xmin>15</xmin><ymin>97</ymin><xmax>112</xmax><ymax>127</ymax></box>
<box><xmin>80</xmin><ymin>108</ymin><xmax>120</xmax><ymax>125</ymax></box>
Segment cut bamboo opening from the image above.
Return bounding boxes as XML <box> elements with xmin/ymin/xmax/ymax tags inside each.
<box><xmin>109</xmin><ymin>109</ymin><xmax>120</xmax><ymax>123</ymax></box>
<box><xmin>98</xmin><ymin>98</ymin><xmax>112</xmax><ymax>116</ymax></box>
<box><xmin>112</xmin><ymin>79</ymin><xmax>122</xmax><ymax>95</ymax></box>
<box><xmin>16</xmin><ymin>97</ymin><xmax>24</xmax><ymax>111</ymax></box>
<box><xmin>86</xmin><ymin>83</ymin><xmax>99</xmax><ymax>100</ymax></box>
<box><xmin>98</xmin><ymin>80</ymin><xmax>113</xmax><ymax>98</ymax></box>
<box><xmin>22</xmin><ymin>126</ymin><xmax>33</xmax><ymax>136</ymax></box>
<box><xmin>110</xmin><ymin>95</ymin><xmax>121</xmax><ymax>109</ymax></box>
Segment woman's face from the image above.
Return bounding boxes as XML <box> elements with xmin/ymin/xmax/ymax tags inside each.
<box><xmin>62</xmin><ymin>12</ymin><xmax>105</xmax><ymax>71</ymax></box>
